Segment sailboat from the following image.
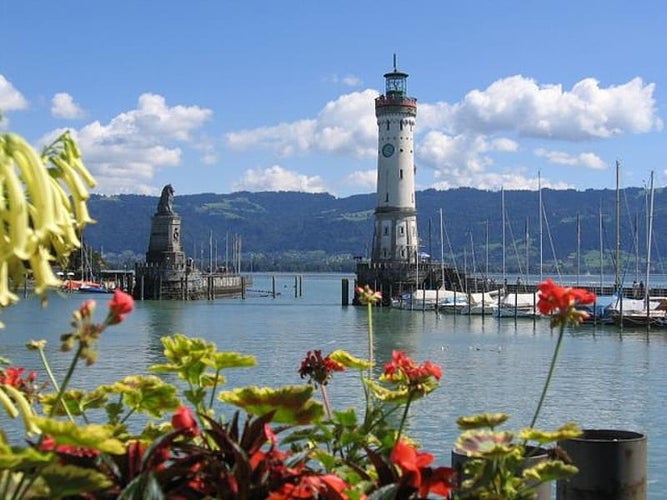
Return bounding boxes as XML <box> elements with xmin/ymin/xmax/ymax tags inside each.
<box><xmin>492</xmin><ymin>185</ymin><xmax>541</xmax><ymax>319</ymax></box>
<box><xmin>459</xmin><ymin>220</ymin><xmax>503</xmax><ymax>315</ymax></box>
<box><xmin>610</xmin><ymin>170</ymin><xmax>667</xmax><ymax>327</ymax></box>
<box><xmin>63</xmin><ymin>239</ymin><xmax>110</xmax><ymax>293</ymax></box>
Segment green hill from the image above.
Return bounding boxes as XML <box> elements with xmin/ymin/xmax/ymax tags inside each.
<box><xmin>85</xmin><ymin>187</ymin><xmax>666</xmax><ymax>275</ymax></box>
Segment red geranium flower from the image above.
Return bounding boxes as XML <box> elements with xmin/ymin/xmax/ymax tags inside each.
<box><xmin>107</xmin><ymin>289</ymin><xmax>135</xmax><ymax>325</ymax></box>
<box><xmin>268</xmin><ymin>472</ymin><xmax>350</xmax><ymax>499</ymax></box>
<box><xmin>171</xmin><ymin>405</ymin><xmax>200</xmax><ymax>436</ymax></box>
<box><xmin>537</xmin><ymin>279</ymin><xmax>596</xmax><ymax>327</ymax></box>
<box><xmin>382</xmin><ymin>350</ymin><xmax>442</xmax><ymax>393</ymax></box>
<box><xmin>391</xmin><ymin>439</ymin><xmax>455</xmax><ymax>498</ymax></box>
<box><xmin>0</xmin><ymin>366</ymin><xmax>36</xmax><ymax>389</ymax></box>
<box><xmin>299</xmin><ymin>350</ymin><xmax>344</xmax><ymax>387</ymax></box>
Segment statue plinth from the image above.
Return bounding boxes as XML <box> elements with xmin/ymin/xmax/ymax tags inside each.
<box><xmin>146</xmin><ymin>214</ymin><xmax>182</xmax><ymax>264</ymax></box>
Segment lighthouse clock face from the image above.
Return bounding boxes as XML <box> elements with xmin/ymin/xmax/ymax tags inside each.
<box><xmin>382</xmin><ymin>143</ymin><xmax>395</xmax><ymax>158</ymax></box>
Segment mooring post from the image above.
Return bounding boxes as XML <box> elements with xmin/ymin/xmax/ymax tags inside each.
<box><xmin>294</xmin><ymin>276</ymin><xmax>298</xmax><ymax>298</ymax></box>
<box><xmin>272</xmin><ymin>276</ymin><xmax>276</xmax><ymax>298</ymax></box>
<box><xmin>241</xmin><ymin>276</ymin><xmax>246</xmax><ymax>300</ymax></box>
<box><xmin>342</xmin><ymin>278</ymin><xmax>349</xmax><ymax>305</ymax></box>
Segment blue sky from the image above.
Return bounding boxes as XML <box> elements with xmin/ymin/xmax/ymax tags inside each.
<box><xmin>1</xmin><ymin>1</ymin><xmax>665</xmax><ymax>197</ymax></box>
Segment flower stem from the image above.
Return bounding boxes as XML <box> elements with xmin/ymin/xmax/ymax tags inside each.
<box><xmin>529</xmin><ymin>325</ymin><xmax>565</xmax><ymax>428</ymax></box>
<box><xmin>396</xmin><ymin>395</ymin><xmax>413</xmax><ymax>443</ymax></box>
<box><xmin>367</xmin><ymin>303</ymin><xmax>374</xmax><ymax>379</ymax></box>
<box><xmin>320</xmin><ymin>385</ymin><xmax>332</xmax><ymax>420</ymax></box>
<box><xmin>48</xmin><ymin>343</ymin><xmax>84</xmax><ymax>418</ymax></box>
<box><xmin>36</xmin><ymin>345</ymin><xmax>76</xmax><ymax>423</ymax></box>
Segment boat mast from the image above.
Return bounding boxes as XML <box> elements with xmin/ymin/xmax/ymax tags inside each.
<box><xmin>525</xmin><ymin>217</ymin><xmax>530</xmax><ymax>280</ymax></box>
<box><xmin>645</xmin><ymin>171</ymin><xmax>655</xmax><ymax>309</ymax></box>
<box><xmin>599</xmin><ymin>203</ymin><xmax>604</xmax><ymax>291</ymax></box>
<box><xmin>576</xmin><ymin>213</ymin><xmax>581</xmax><ymax>287</ymax></box>
<box><xmin>538</xmin><ymin>171</ymin><xmax>543</xmax><ymax>282</ymax></box>
<box><xmin>615</xmin><ymin>160</ymin><xmax>621</xmax><ymax>290</ymax></box>
<box><xmin>439</xmin><ymin>208</ymin><xmax>445</xmax><ymax>287</ymax></box>
<box><xmin>501</xmin><ymin>187</ymin><xmax>506</xmax><ymax>286</ymax></box>
<box><xmin>485</xmin><ymin>220</ymin><xmax>489</xmax><ymax>280</ymax></box>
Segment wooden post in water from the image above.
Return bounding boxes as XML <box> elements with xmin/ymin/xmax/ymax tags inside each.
<box><xmin>241</xmin><ymin>276</ymin><xmax>246</xmax><ymax>299</ymax></box>
<box><xmin>342</xmin><ymin>278</ymin><xmax>349</xmax><ymax>305</ymax></box>
<box><xmin>272</xmin><ymin>276</ymin><xmax>276</xmax><ymax>298</ymax></box>
<box><xmin>294</xmin><ymin>276</ymin><xmax>298</xmax><ymax>298</ymax></box>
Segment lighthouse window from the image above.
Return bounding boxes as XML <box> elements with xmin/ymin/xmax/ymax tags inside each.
<box><xmin>386</xmin><ymin>120</ymin><xmax>390</xmax><ymax>131</ymax></box>
<box><xmin>400</xmin><ymin>120</ymin><xmax>403</xmax><ymax>131</ymax></box>
<box><xmin>384</xmin><ymin>226</ymin><xmax>388</xmax><ymax>236</ymax></box>
<box><xmin>400</xmin><ymin>226</ymin><xmax>404</xmax><ymax>235</ymax></box>
<box><xmin>385</xmin><ymin>192</ymin><xmax>389</xmax><ymax>202</ymax></box>
<box><xmin>399</xmin><ymin>169</ymin><xmax>403</xmax><ymax>179</ymax></box>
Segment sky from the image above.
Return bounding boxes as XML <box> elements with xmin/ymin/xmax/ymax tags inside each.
<box><xmin>1</xmin><ymin>1</ymin><xmax>666</xmax><ymax>198</ymax></box>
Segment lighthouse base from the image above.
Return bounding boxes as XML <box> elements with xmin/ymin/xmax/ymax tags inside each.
<box><xmin>354</xmin><ymin>261</ymin><xmax>462</xmax><ymax>306</ymax></box>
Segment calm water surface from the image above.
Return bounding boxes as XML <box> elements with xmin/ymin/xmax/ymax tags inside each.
<box><xmin>1</xmin><ymin>273</ymin><xmax>665</xmax><ymax>497</ymax></box>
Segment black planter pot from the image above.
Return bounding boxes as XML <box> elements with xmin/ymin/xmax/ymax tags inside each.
<box><xmin>556</xmin><ymin>429</ymin><xmax>647</xmax><ymax>499</ymax></box>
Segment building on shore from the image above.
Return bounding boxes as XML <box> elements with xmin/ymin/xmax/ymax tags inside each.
<box><xmin>133</xmin><ymin>184</ymin><xmax>245</xmax><ymax>300</ymax></box>
<box><xmin>355</xmin><ymin>58</ymin><xmax>461</xmax><ymax>304</ymax></box>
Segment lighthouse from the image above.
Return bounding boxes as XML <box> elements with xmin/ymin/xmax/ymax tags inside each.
<box><xmin>371</xmin><ymin>57</ymin><xmax>418</xmax><ymax>264</ymax></box>
<box><xmin>353</xmin><ymin>59</ymin><xmax>462</xmax><ymax>304</ymax></box>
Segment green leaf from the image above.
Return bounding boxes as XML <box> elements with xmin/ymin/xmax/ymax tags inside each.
<box><xmin>329</xmin><ymin>349</ymin><xmax>372</xmax><ymax>370</ymax></box>
<box><xmin>206</xmin><ymin>351</ymin><xmax>257</xmax><ymax>370</ymax></box>
<box><xmin>333</xmin><ymin>407</ymin><xmax>358</xmax><ymax>427</ymax></box>
<box><xmin>364</xmin><ymin>379</ymin><xmax>410</xmax><ymax>403</ymax></box>
<box><xmin>454</xmin><ymin>430</ymin><xmax>515</xmax><ymax>458</ymax></box>
<box><xmin>40</xmin><ymin>388</ymin><xmax>108</xmax><ymax>416</ymax></box>
<box><xmin>149</xmin><ymin>334</ymin><xmax>214</xmax><ymax>384</ymax></box>
<box><xmin>41</xmin><ymin>462</ymin><xmax>112</xmax><ymax>497</ymax></box>
<box><xmin>457</xmin><ymin>412</ymin><xmax>510</xmax><ymax>430</ymax></box>
<box><xmin>519</xmin><ymin>422</ymin><xmax>582</xmax><ymax>444</ymax></box>
<box><xmin>0</xmin><ymin>444</ymin><xmax>53</xmax><ymax>470</ymax></box>
<box><xmin>522</xmin><ymin>460</ymin><xmax>579</xmax><ymax>482</ymax></box>
<box><xmin>32</xmin><ymin>417</ymin><xmax>125</xmax><ymax>454</ymax></box>
<box><xmin>105</xmin><ymin>375</ymin><xmax>180</xmax><ymax>418</ymax></box>
<box><xmin>219</xmin><ymin>385</ymin><xmax>324</xmax><ymax>424</ymax></box>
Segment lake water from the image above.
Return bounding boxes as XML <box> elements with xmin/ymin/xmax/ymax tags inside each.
<box><xmin>1</xmin><ymin>273</ymin><xmax>665</xmax><ymax>497</ymax></box>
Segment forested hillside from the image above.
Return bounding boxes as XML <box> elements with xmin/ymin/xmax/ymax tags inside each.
<box><xmin>85</xmin><ymin>187</ymin><xmax>667</xmax><ymax>275</ymax></box>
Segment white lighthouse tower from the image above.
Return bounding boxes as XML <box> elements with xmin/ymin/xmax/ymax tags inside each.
<box><xmin>371</xmin><ymin>56</ymin><xmax>418</xmax><ymax>264</ymax></box>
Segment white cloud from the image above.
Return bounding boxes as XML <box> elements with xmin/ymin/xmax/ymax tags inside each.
<box><xmin>410</xmin><ymin>75</ymin><xmax>659</xmax><ymax>191</ymax></box>
<box><xmin>225</xmin><ymin>89</ymin><xmax>378</xmax><ymax>159</ymax></box>
<box><xmin>448</xmin><ymin>75</ymin><xmax>662</xmax><ymax>140</ymax></box>
<box><xmin>0</xmin><ymin>75</ymin><xmax>28</xmax><ymax>111</ymax></box>
<box><xmin>41</xmin><ymin>93</ymin><xmax>213</xmax><ymax>194</ymax></box>
<box><xmin>418</xmin><ymin>131</ymin><xmax>514</xmax><ymax>175</ymax></box>
<box><xmin>232</xmin><ymin>165</ymin><xmax>327</xmax><ymax>193</ymax></box>
<box><xmin>431</xmin><ymin>170</ymin><xmax>570</xmax><ymax>191</ymax></box>
<box><xmin>343</xmin><ymin>169</ymin><xmax>376</xmax><ymax>191</ymax></box>
<box><xmin>534</xmin><ymin>148</ymin><xmax>606</xmax><ymax>169</ymax></box>
<box><xmin>51</xmin><ymin>92</ymin><xmax>86</xmax><ymax>119</ymax></box>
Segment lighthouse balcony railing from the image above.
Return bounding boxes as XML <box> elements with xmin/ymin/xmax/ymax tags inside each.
<box><xmin>375</xmin><ymin>95</ymin><xmax>417</xmax><ymax>107</ymax></box>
